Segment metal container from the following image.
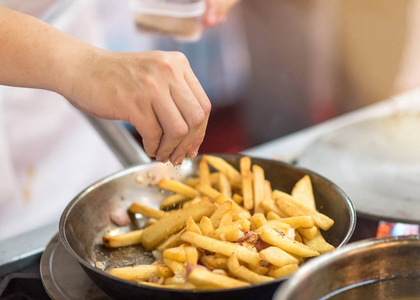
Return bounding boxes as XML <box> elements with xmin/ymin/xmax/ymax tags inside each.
<box><xmin>274</xmin><ymin>235</ymin><xmax>420</xmax><ymax>300</ymax></box>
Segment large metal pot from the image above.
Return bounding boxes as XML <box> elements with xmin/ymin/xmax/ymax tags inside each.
<box><xmin>59</xmin><ymin>118</ymin><xmax>356</xmax><ymax>300</ymax></box>
<box><xmin>274</xmin><ymin>235</ymin><xmax>420</xmax><ymax>300</ymax></box>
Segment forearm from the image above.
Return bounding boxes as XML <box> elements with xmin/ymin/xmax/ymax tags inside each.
<box><xmin>0</xmin><ymin>6</ymin><xmax>94</xmax><ymax>95</ymax></box>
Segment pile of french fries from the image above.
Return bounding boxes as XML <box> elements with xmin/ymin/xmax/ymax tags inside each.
<box><xmin>102</xmin><ymin>155</ymin><xmax>335</xmax><ymax>290</ymax></box>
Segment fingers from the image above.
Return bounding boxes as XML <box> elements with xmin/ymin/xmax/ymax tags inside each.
<box><xmin>167</xmin><ymin>83</ymin><xmax>208</xmax><ymax>165</ymax></box>
<box><xmin>182</xmin><ymin>69</ymin><xmax>211</xmax><ymax>158</ymax></box>
<box><xmin>130</xmin><ymin>106</ymin><xmax>162</xmax><ymax>158</ymax></box>
<box><xmin>151</xmin><ymin>90</ymin><xmax>189</xmax><ymax>163</ymax></box>
<box><xmin>127</xmin><ymin>51</ymin><xmax>210</xmax><ymax>164</ymax></box>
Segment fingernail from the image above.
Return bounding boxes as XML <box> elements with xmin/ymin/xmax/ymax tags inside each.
<box><xmin>174</xmin><ymin>155</ymin><xmax>185</xmax><ymax>166</ymax></box>
<box><xmin>156</xmin><ymin>156</ymin><xmax>168</xmax><ymax>163</ymax></box>
<box><xmin>188</xmin><ymin>146</ymin><xmax>200</xmax><ymax>159</ymax></box>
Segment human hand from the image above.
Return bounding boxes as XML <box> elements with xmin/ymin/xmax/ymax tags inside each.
<box><xmin>64</xmin><ymin>49</ymin><xmax>211</xmax><ymax>165</ymax></box>
<box><xmin>202</xmin><ymin>0</ymin><xmax>241</xmax><ymax>27</ymax></box>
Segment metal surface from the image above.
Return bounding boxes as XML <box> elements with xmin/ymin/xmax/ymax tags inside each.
<box><xmin>274</xmin><ymin>235</ymin><xmax>420</xmax><ymax>300</ymax></box>
<box><xmin>40</xmin><ymin>234</ymin><xmax>111</xmax><ymax>300</ymax></box>
<box><xmin>59</xmin><ymin>154</ymin><xmax>356</xmax><ymax>300</ymax></box>
<box><xmin>298</xmin><ymin>113</ymin><xmax>420</xmax><ymax>223</ymax></box>
<box><xmin>83</xmin><ymin>115</ymin><xmax>151</xmax><ymax>167</ymax></box>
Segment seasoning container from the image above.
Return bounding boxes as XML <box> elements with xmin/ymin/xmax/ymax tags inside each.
<box><xmin>129</xmin><ymin>0</ymin><xmax>206</xmax><ymax>42</ymax></box>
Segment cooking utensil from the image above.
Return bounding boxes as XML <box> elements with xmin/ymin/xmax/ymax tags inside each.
<box><xmin>59</xmin><ymin>118</ymin><xmax>356</xmax><ymax>300</ymax></box>
<box><xmin>273</xmin><ymin>235</ymin><xmax>420</xmax><ymax>300</ymax></box>
<box><xmin>298</xmin><ymin>112</ymin><xmax>420</xmax><ymax>223</ymax></box>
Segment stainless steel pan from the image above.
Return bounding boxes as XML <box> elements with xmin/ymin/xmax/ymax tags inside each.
<box><xmin>274</xmin><ymin>235</ymin><xmax>420</xmax><ymax>300</ymax></box>
<box><xmin>59</xmin><ymin>117</ymin><xmax>356</xmax><ymax>300</ymax></box>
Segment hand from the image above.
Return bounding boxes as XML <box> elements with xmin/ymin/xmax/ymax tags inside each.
<box><xmin>202</xmin><ymin>0</ymin><xmax>242</xmax><ymax>27</ymax></box>
<box><xmin>64</xmin><ymin>49</ymin><xmax>211</xmax><ymax>165</ymax></box>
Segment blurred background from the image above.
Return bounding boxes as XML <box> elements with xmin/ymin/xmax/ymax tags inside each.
<box><xmin>97</xmin><ymin>0</ymin><xmax>420</xmax><ymax>153</ymax></box>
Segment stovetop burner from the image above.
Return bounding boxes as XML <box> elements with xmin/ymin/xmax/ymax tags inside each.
<box><xmin>40</xmin><ymin>234</ymin><xmax>111</xmax><ymax>300</ymax></box>
<box><xmin>0</xmin><ymin>234</ymin><xmax>111</xmax><ymax>300</ymax></box>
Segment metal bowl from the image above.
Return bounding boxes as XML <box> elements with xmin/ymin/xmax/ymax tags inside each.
<box><xmin>274</xmin><ymin>235</ymin><xmax>420</xmax><ymax>300</ymax></box>
<box><xmin>59</xmin><ymin>154</ymin><xmax>356</xmax><ymax>300</ymax></box>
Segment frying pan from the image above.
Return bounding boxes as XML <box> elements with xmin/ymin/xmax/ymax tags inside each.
<box><xmin>59</xmin><ymin>117</ymin><xmax>356</xmax><ymax>300</ymax></box>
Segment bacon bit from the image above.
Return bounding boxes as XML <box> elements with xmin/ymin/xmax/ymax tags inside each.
<box><xmin>254</xmin><ymin>238</ymin><xmax>270</xmax><ymax>252</ymax></box>
<box><xmin>274</xmin><ymin>228</ymin><xmax>286</xmax><ymax>236</ymax></box>
<box><xmin>236</xmin><ymin>231</ymin><xmax>258</xmax><ymax>244</ymax></box>
<box><xmin>186</xmin><ymin>263</ymin><xmax>207</xmax><ymax>278</ymax></box>
<box><xmin>110</xmin><ymin>209</ymin><xmax>131</xmax><ymax>226</ymax></box>
<box><xmin>148</xmin><ymin>273</ymin><xmax>160</xmax><ymax>283</ymax></box>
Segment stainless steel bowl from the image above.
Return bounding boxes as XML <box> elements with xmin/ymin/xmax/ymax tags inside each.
<box><xmin>274</xmin><ymin>235</ymin><xmax>420</xmax><ymax>300</ymax></box>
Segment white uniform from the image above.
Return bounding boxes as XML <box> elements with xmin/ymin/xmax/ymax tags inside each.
<box><xmin>0</xmin><ymin>0</ymin><xmax>122</xmax><ymax>240</ymax></box>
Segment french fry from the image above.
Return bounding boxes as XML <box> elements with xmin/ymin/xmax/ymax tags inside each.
<box><xmin>232</xmin><ymin>193</ymin><xmax>244</xmax><ymax>205</ymax></box>
<box><xmin>163</xmin><ymin>245</ymin><xmax>187</xmax><ymax>263</ymax></box>
<box><xmin>240</xmin><ymin>156</ymin><xmax>253</xmax><ymax>210</ymax></box>
<box><xmin>252</xmin><ymin>165</ymin><xmax>265</xmax><ymax>214</ymax></box>
<box><xmin>273</xmin><ymin>190</ymin><xmax>334</xmax><ymax>230</ymax></box>
<box><xmin>218</xmin><ymin>173</ymin><xmax>232</xmax><ymax>198</ymax></box>
<box><xmin>259</xmin><ymin>227</ymin><xmax>320</xmax><ymax>258</ymax></box>
<box><xmin>234</xmin><ymin>218</ymin><xmax>251</xmax><ymax>232</ymax></box>
<box><xmin>108</xmin><ymin>265</ymin><xmax>158</xmax><ymax>281</ymax></box>
<box><xmin>266</xmin><ymin>211</ymin><xmax>282</xmax><ymax>220</ymax></box>
<box><xmin>275</xmin><ymin>198</ymin><xmax>305</xmax><ymax>218</ymax></box>
<box><xmin>157</xmin><ymin>266</ymin><xmax>174</xmax><ymax>278</ymax></box>
<box><xmin>260</xmin><ymin>199</ymin><xmax>288</xmax><ymax>218</ymax></box>
<box><xmin>196</xmin><ymin>184</ymin><xmax>222</xmax><ymax>200</ymax></box>
<box><xmin>158</xmin><ymin>179</ymin><xmax>200</xmax><ymax>198</ymax></box>
<box><xmin>164</xmin><ymin>259</ymin><xmax>186</xmax><ymax>277</ymax></box>
<box><xmin>291</xmin><ymin>175</ymin><xmax>316</xmax><ymax>209</ymax></box>
<box><xmin>155</xmin><ymin>229</ymin><xmax>186</xmax><ymax>252</ymax></box>
<box><xmin>297</xmin><ymin>226</ymin><xmax>318</xmax><ymax>240</ymax></box>
<box><xmin>264</xmin><ymin>180</ymin><xmax>272</xmax><ymax>200</ymax></box>
<box><xmin>199</xmin><ymin>216</ymin><xmax>214</xmax><ymax>236</ymax></box>
<box><xmin>188</xmin><ymin>267</ymin><xmax>249</xmax><ymax>289</ymax></box>
<box><xmin>129</xmin><ymin>203</ymin><xmax>166</xmax><ymax>219</ymax></box>
<box><xmin>215</xmin><ymin>195</ymin><xmax>251</xmax><ymax>219</ymax></box>
<box><xmin>227</xmin><ymin>254</ymin><xmax>274</xmax><ymax>284</ymax></box>
<box><xmin>294</xmin><ymin>231</ymin><xmax>303</xmax><ymax>243</ymax></box>
<box><xmin>199</xmin><ymin>159</ymin><xmax>211</xmax><ymax>186</ymax></box>
<box><xmin>302</xmin><ymin>228</ymin><xmax>335</xmax><ymax>253</ymax></box>
<box><xmin>185</xmin><ymin>246</ymin><xmax>199</xmax><ymax>265</ymax></box>
<box><xmin>250</xmin><ymin>213</ymin><xmax>267</xmax><ymax>230</ymax></box>
<box><xmin>142</xmin><ymin>200</ymin><xmax>216</xmax><ymax>249</ymax></box>
<box><xmin>185</xmin><ymin>173</ymin><xmax>220</xmax><ymax>187</ymax></box>
<box><xmin>248</xmin><ymin>263</ymin><xmax>269</xmax><ymax>276</ymax></box>
<box><xmin>145</xmin><ymin>218</ymin><xmax>157</xmax><ymax>227</ymax></box>
<box><xmin>275</xmin><ymin>216</ymin><xmax>315</xmax><ymax>229</ymax></box>
<box><xmin>203</xmin><ymin>155</ymin><xmax>242</xmax><ymax>186</ymax></box>
<box><xmin>210</xmin><ymin>201</ymin><xmax>233</xmax><ymax>229</ymax></box>
<box><xmin>255</xmin><ymin>222</ymin><xmax>291</xmax><ymax>235</ymax></box>
<box><xmin>102</xmin><ymin>229</ymin><xmax>143</xmax><ymax>248</ymax></box>
<box><xmin>258</xmin><ymin>246</ymin><xmax>299</xmax><ymax>267</ymax></box>
<box><xmin>268</xmin><ymin>264</ymin><xmax>299</xmax><ymax>279</ymax></box>
<box><xmin>206</xmin><ymin>257</ymin><xmax>228</xmax><ymax>271</ymax></box>
<box><xmin>274</xmin><ymin>199</ymin><xmax>318</xmax><ymax>240</ymax></box>
<box><xmin>219</xmin><ymin>211</ymin><xmax>233</xmax><ymax>228</ymax></box>
<box><xmin>182</xmin><ymin>197</ymin><xmax>202</xmax><ymax>208</ymax></box>
<box><xmin>181</xmin><ymin>231</ymin><xmax>260</xmax><ymax>266</ymax></box>
<box><xmin>164</xmin><ymin>275</ymin><xmax>186</xmax><ymax>285</ymax></box>
<box><xmin>186</xmin><ymin>216</ymin><xmax>202</xmax><ymax>234</ymax></box>
<box><xmin>208</xmin><ymin>223</ymin><xmax>244</xmax><ymax>242</ymax></box>
<box><xmin>160</xmin><ymin>194</ymin><xmax>188</xmax><ymax>210</ymax></box>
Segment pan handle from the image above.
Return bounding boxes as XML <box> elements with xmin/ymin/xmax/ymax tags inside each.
<box><xmin>83</xmin><ymin>113</ymin><xmax>152</xmax><ymax>167</ymax></box>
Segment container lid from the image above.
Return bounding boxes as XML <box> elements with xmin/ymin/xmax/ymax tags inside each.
<box><xmin>129</xmin><ymin>0</ymin><xmax>206</xmax><ymax>18</ymax></box>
